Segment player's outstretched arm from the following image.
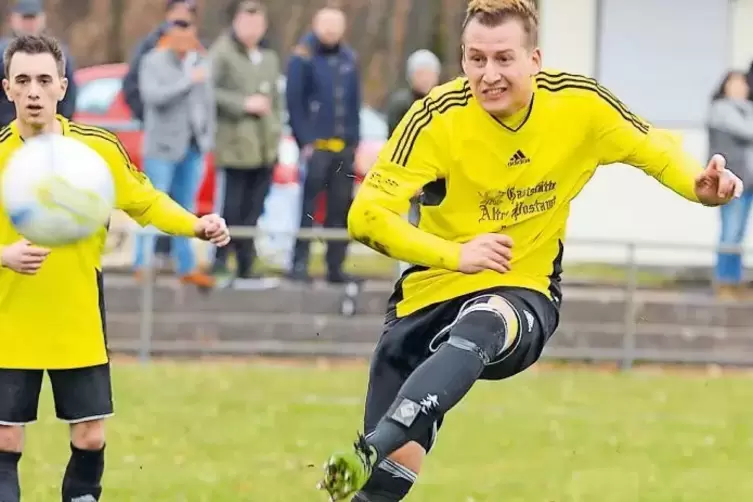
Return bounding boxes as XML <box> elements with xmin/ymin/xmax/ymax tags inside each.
<box><xmin>103</xmin><ymin>140</ymin><xmax>230</xmax><ymax>245</ymax></box>
<box><xmin>348</xmin><ymin>107</ymin><xmax>462</xmax><ymax>270</ymax></box>
<box><xmin>592</xmin><ymin>85</ymin><xmax>742</xmax><ymax>206</ymax></box>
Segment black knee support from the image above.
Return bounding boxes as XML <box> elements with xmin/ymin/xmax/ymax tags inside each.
<box><xmin>447</xmin><ymin>309</ymin><xmax>508</xmax><ymax>364</ymax></box>
<box><xmin>352</xmin><ymin>458</ymin><xmax>416</xmax><ymax>501</ymax></box>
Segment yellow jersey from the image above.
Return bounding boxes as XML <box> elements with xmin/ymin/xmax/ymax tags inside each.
<box><xmin>349</xmin><ymin>71</ymin><xmax>703</xmax><ymax>317</ymax></box>
<box><xmin>0</xmin><ymin>117</ymin><xmax>199</xmax><ymax>369</ymax></box>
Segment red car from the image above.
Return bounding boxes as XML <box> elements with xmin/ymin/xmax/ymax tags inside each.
<box><xmin>73</xmin><ymin>63</ymin><xmax>386</xmax><ymax>220</ymax></box>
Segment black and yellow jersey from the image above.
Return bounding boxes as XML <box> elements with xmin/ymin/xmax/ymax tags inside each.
<box><xmin>0</xmin><ymin>116</ymin><xmax>198</xmax><ymax>369</ymax></box>
<box><xmin>349</xmin><ymin>70</ymin><xmax>702</xmax><ymax>317</ymax></box>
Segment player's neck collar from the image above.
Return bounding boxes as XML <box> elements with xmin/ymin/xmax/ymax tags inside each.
<box><xmin>12</xmin><ymin>115</ymin><xmax>68</xmax><ymax>141</ymax></box>
<box><xmin>489</xmin><ymin>93</ymin><xmax>535</xmax><ymax>133</ymax></box>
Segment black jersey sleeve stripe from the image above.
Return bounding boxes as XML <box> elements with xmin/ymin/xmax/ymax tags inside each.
<box><xmin>536</xmin><ymin>72</ymin><xmax>650</xmax><ymax>133</ymax></box>
<box><xmin>390</xmin><ymin>82</ymin><xmax>471</xmax><ymax>166</ymax></box>
<box><xmin>69</xmin><ymin>124</ymin><xmax>134</xmax><ymax>164</ymax></box>
<box><xmin>0</xmin><ymin>126</ymin><xmax>12</xmax><ymax>143</ymax></box>
<box><xmin>537</xmin><ymin>71</ymin><xmax>649</xmax><ymax>129</ymax></box>
<box><xmin>536</xmin><ymin>78</ymin><xmax>649</xmax><ymax>134</ymax></box>
<box><xmin>396</xmin><ymin>93</ymin><xmax>472</xmax><ymax>165</ymax></box>
<box><xmin>391</xmin><ymin>83</ymin><xmax>471</xmax><ymax>165</ymax></box>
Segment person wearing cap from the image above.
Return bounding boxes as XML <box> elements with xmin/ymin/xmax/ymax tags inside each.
<box><xmin>209</xmin><ymin>0</ymin><xmax>283</xmax><ymax>287</ymax></box>
<box><xmin>0</xmin><ymin>0</ymin><xmax>77</xmax><ymax>125</ymax></box>
<box><xmin>122</xmin><ymin>0</ymin><xmax>197</xmax><ymax>262</ymax></box>
<box><xmin>385</xmin><ymin>49</ymin><xmax>442</xmax><ymax>136</ymax></box>
<box><xmin>384</xmin><ymin>49</ymin><xmax>442</xmax><ymax>274</ymax></box>
<box><xmin>122</xmin><ymin>0</ymin><xmax>197</xmax><ymax>123</ymax></box>
<box><xmin>131</xmin><ymin>18</ymin><xmax>217</xmax><ymax>288</ymax></box>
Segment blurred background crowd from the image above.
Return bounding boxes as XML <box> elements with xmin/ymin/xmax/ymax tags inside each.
<box><xmin>2</xmin><ymin>0</ymin><xmax>753</xmax><ymax>302</ymax></box>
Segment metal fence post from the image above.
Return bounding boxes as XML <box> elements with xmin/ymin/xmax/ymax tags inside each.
<box><xmin>138</xmin><ymin>229</ymin><xmax>156</xmax><ymax>363</ymax></box>
<box><xmin>620</xmin><ymin>242</ymin><xmax>638</xmax><ymax>371</ymax></box>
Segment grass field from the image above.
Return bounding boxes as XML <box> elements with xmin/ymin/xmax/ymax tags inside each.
<box><xmin>19</xmin><ymin>360</ymin><xmax>753</xmax><ymax>501</ymax></box>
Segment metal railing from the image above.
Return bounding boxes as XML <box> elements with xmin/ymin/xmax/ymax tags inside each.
<box><xmin>116</xmin><ymin>225</ymin><xmax>753</xmax><ymax>368</ymax></box>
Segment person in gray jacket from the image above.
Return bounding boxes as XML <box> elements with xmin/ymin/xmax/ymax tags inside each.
<box><xmin>132</xmin><ymin>19</ymin><xmax>217</xmax><ymax>288</ymax></box>
<box><xmin>708</xmin><ymin>70</ymin><xmax>753</xmax><ymax>297</ymax></box>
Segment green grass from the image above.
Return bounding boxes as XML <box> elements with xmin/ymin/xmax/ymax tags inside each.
<box><xmin>20</xmin><ymin>361</ymin><xmax>753</xmax><ymax>501</ymax></box>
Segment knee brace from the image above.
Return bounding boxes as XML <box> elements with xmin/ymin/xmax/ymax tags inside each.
<box><xmin>353</xmin><ymin>458</ymin><xmax>417</xmax><ymax>501</ymax></box>
<box><xmin>431</xmin><ymin>294</ymin><xmax>520</xmax><ymax>364</ymax></box>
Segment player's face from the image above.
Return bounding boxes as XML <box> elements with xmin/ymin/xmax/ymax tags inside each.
<box><xmin>2</xmin><ymin>52</ymin><xmax>67</xmax><ymax>129</ymax></box>
<box><xmin>461</xmin><ymin>18</ymin><xmax>541</xmax><ymax>117</ymax></box>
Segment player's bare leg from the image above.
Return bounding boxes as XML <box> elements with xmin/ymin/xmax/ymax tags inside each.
<box><xmin>0</xmin><ymin>425</ymin><xmax>23</xmax><ymax>502</ymax></box>
<box><xmin>63</xmin><ymin>419</ymin><xmax>106</xmax><ymax>502</ymax></box>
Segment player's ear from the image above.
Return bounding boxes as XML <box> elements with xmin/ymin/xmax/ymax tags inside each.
<box><xmin>530</xmin><ymin>47</ymin><xmax>542</xmax><ymax>74</ymax></box>
<box><xmin>2</xmin><ymin>78</ymin><xmax>11</xmax><ymax>102</ymax></box>
<box><xmin>58</xmin><ymin>76</ymin><xmax>68</xmax><ymax>102</ymax></box>
<box><xmin>460</xmin><ymin>45</ymin><xmax>469</xmax><ymax>75</ymax></box>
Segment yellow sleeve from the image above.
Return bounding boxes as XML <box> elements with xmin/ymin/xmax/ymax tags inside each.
<box><xmin>103</xmin><ymin>142</ymin><xmax>198</xmax><ymax>236</ymax></box>
<box><xmin>592</xmin><ymin>87</ymin><xmax>701</xmax><ymax>202</ymax></box>
<box><xmin>348</xmin><ymin>99</ymin><xmax>462</xmax><ymax>270</ymax></box>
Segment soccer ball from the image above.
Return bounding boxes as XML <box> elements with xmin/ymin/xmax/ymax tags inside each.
<box><xmin>1</xmin><ymin>134</ymin><xmax>115</xmax><ymax>247</ymax></box>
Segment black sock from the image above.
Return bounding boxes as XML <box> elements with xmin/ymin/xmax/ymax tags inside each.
<box><xmin>61</xmin><ymin>443</ymin><xmax>105</xmax><ymax>502</ymax></box>
<box><xmin>367</xmin><ymin>342</ymin><xmax>487</xmax><ymax>463</ymax></box>
<box><xmin>0</xmin><ymin>451</ymin><xmax>21</xmax><ymax>502</ymax></box>
<box><xmin>352</xmin><ymin>458</ymin><xmax>416</xmax><ymax>501</ymax></box>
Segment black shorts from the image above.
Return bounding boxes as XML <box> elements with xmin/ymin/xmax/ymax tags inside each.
<box><xmin>0</xmin><ymin>363</ymin><xmax>113</xmax><ymax>424</ymax></box>
<box><xmin>363</xmin><ymin>285</ymin><xmax>559</xmax><ymax>452</ymax></box>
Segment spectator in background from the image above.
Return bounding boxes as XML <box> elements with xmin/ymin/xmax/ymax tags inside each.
<box><xmin>384</xmin><ymin>49</ymin><xmax>441</xmax><ymax>275</ymax></box>
<box><xmin>0</xmin><ymin>0</ymin><xmax>76</xmax><ymax>125</ymax></box>
<box><xmin>385</xmin><ymin>49</ymin><xmax>441</xmax><ymax>135</ymax></box>
<box><xmin>132</xmin><ymin>19</ymin><xmax>216</xmax><ymax>288</ymax></box>
<box><xmin>708</xmin><ymin>70</ymin><xmax>753</xmax><ymax>298</ymax></box>
<box><xmin>122</xmin><ymin>0</ymin><xmax>197</xmax><ymax>123</ymax></box>
<box><xmin>209</xmin><ymin>0</ymin><xmax>283</xmax><ymax>288</ymax></box>
<box><xmin>286</xmin><ymin>6</ymin><xmax>361</xmax><ymax>284</ymax></box>
<box><xmin>122</xmin><ymin>0</ymin><xmax>197</xmax><ymax>263</ymax></box>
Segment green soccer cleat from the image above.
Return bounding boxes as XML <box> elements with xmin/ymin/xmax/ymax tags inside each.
<box><xmin>317</xmin><ymin>434</ymin><xmax>376</xmax><ymax>501</ymax></box>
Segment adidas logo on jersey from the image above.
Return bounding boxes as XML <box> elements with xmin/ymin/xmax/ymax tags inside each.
<box><xmin>508</xmin><ymin>150</ymin><xmax>530</xmax><ymax>167</ymax></box>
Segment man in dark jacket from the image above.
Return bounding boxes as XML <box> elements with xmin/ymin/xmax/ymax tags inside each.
<box><xmin>285</xmin><ymin>6</ymin><xmax>361</xmax><ymax>283</ymax></box>
<box><xmin>0</xmin><ymin>0</ymin><xmax>76</xmax><ymax>125</ymax></box>
<box><xmin>122</xmin><ymin>0</ymin><xmax>197</xmax><ymax>122</ymax></box>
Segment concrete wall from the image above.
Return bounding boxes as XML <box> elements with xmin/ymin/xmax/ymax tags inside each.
<box><xmin>539</xmin><ymin>0</ymin><xmax>753</xmax><ymax>266</ymax></box>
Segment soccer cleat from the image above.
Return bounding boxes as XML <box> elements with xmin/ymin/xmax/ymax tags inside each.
<box><xmin>317</xmin><ymin>433</ymin><xmax>375</xmax><ymax>501</ymax></box>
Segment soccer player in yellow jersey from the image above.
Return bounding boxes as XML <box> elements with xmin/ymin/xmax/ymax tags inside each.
<box><xmin>318</xmin><ymin>1</ymin><xmax>743</xmax><ymax>500</ymax></box>
<box><xmin>0</xmin><ymin>35</ymin><xmax>230</xmax><ymax>502</ymax></box>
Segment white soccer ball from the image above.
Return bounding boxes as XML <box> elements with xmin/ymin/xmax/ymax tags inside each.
<box><xmin>1</xmin><ymin>134</ymin><xmax>115</xmax><ymax>247</ymax></box>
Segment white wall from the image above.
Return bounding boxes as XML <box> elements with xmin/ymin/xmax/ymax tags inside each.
<box><xmin>731</xmin><ymin>0</ymin><xmax>753</xmax><ymax>70</ymax></box>
<box><xmin>538</xmin><ymin>0</ymin><xmax>753</xmax><ymax>266</ymax></box>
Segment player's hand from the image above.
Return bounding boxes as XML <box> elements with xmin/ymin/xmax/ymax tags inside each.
<box><xmin>0</xmin><ymin>239</ymin><xmax>51</xmax><ymax>275</ymax></box>
<box><xmin>695</xmin><ymin>154</ymin><xmax>744</xmax><ymax>206</ymax></box>
<box><xmin>457</xmin><ymin>234</ymin><xmax>513</xmax><ymax>274</ymax></box>
<box><xmin>193</xmin><ymin>214</ymin><xmax>231</xmax><ymax>247</ymax></box>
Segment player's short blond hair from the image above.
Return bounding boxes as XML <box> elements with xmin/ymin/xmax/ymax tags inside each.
<box><xmin>462</xmin><ymin>0</ymin><xmax>539</xmax><ymax>47</ymax></box>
